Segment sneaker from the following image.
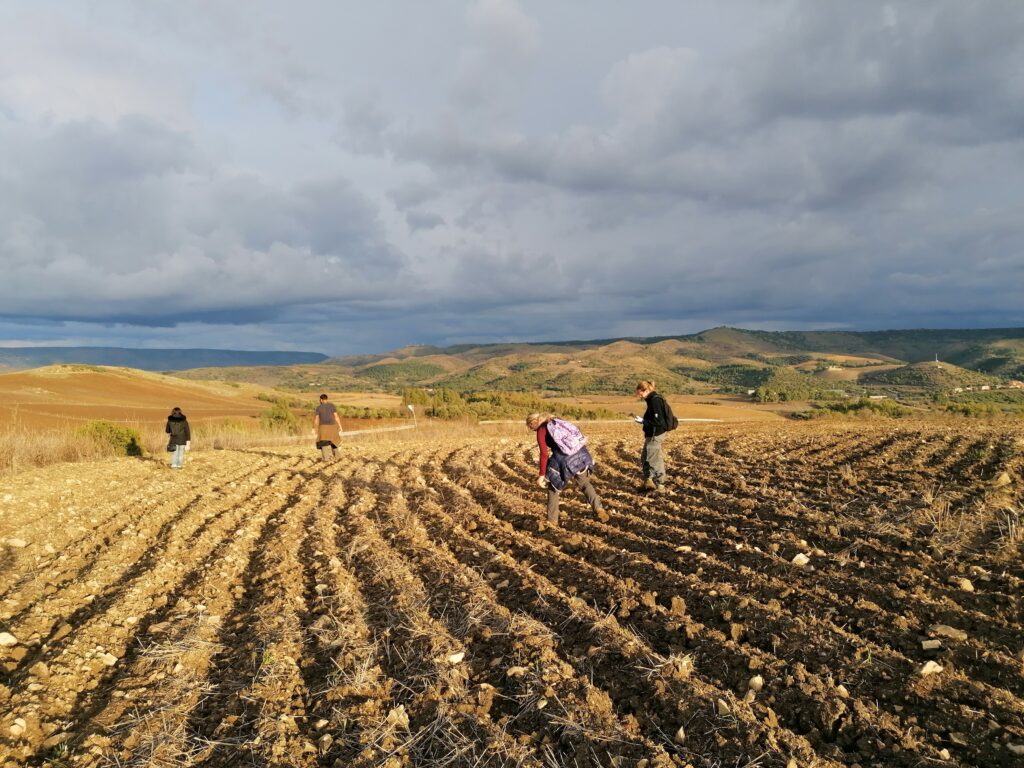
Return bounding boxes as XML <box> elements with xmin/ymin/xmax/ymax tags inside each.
<box><xmin>643</xmin><ymin>478</ymin><xmax>657</xmax><ymax>491</ymax></box>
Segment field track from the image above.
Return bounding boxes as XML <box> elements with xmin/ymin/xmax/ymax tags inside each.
<box><xmin>1</xmin><ymin>423</ymin><xmax>1022</xmax><ymax>767</ymax></box>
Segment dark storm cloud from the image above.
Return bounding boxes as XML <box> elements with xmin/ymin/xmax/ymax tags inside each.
<box><xmin>334</xmin><ymin>0</ymin><xmax>1024</xmax><ymax>346</ymax></box>
<box><xmin>0</xmin><ymin>112</ymin><xmax>405</xmax><ymax>325</ymax></box>
<box><xmin>2</xmin><ymin>0</ymin><xmax>1022</xmax><ymax>354</ymax></box>
<box><xmin>404</xmin><ymin>210</ymin><xmax>445</xmax><ymax>232</ymax></box>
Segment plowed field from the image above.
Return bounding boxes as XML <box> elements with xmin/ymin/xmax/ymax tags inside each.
<box><xmin>1</xmin><ymin>423</ymin><xmax>1022</xmax><ymax>767</ymax></box>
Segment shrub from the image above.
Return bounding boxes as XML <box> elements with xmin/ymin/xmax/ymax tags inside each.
<box><xmin>77</xmin><ymin>421</ymin><xmax>144</xmax><ymax>456</ymax></box>
<box><xmin>400</xmin><ymin>387</ymin><xmax>618</xmax><ymax>421</ymax></box>
<box><xmin>944</xmin><ymin>402</ymin><xmax>1000</xmax><ymax>418</ymax></box>
<box><xmin>797</xmin><ymin>398</ymin><xmax>910</xmax><ymax>419</ymax></box>
<box><xmin>260</xmin><ymin>400</ymin><xmax>301</xmax><ymax>433</ymax></box>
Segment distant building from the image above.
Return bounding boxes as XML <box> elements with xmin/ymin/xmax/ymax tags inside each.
<box><xmin>980</xmin><ymin>385</ymin><xmax>991</xmax><ymax>391</ymax></box>
<box><xmin>868</xmin><ymin>395</ymin><xmax>888</xmax><ymax>400</ymax></box>
<box><xmin>1009</xmin><ymin>380</ymin><xmax>1024</xmax><ymax>389</ymax></box>
<box><xmin>952</xmin><ymin>387</ymin><xmax>964</xmax><ymax>394</ymax></box>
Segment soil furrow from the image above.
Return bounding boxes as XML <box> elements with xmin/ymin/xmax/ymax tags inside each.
<box><xmin>456</xmin><ymin>448</ymin><xmax>1016</xmax><ymax>766</ymax></box>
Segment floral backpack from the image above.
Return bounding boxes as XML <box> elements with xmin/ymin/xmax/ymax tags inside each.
<box><xmin>546</xmin><ymin>418</ymin><xmax>588</xmax><ymax>456</ymax></box>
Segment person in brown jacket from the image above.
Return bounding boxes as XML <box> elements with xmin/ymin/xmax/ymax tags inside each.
<box><xmin>312</xmin><ymin>394</ymin><xmax>343</xmax><ymax>461</ymax></box>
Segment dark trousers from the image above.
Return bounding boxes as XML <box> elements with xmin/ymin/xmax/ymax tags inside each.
<box><xmin>547</xmin><ymin>471</ymin><xmax>602</xmax><ymax>524</ymax></box>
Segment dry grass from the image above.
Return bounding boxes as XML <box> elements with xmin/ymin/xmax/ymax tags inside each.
<box><xmin>0</xmin><ymin>418</ymin><xmax>534</xmax><ymax>479</ymax></box>
<box><xmin>0</xmin><ymin>425</ymin><xmax>121</xmax><ymax>477</ymax></box>
<box><xmin>0</xmin><ymin>419</ymin><xmax>297</xmax><ymax>478</ymax></box>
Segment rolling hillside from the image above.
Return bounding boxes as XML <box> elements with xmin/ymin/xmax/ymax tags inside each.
<box><xmin>0</xmin><ymin>365</ymin><xmax>276</xmax><ymax>428</ymax></box>
<box><xmin>859</xmin><ymin>362</ymin><xmax>1002</xmax><ymax>390</ymax></box>
<box><xmin>174</xmin><ymin>326</ymin><xmax>1024</xmax><ymax>397</ymax></box>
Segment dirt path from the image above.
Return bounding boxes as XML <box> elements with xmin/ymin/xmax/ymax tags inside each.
<box><xmin>1</xmin><ymin>422</ymin><xmax>1021</xmax><ymax>767</ymax></box>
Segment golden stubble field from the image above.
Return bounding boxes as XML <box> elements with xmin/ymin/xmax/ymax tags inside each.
<box><xmin>1</xmin><ymin>421</ymin><xmax>1022</xmax><ymax>768</ymax></box>
<box><xmin>0</xmin><ymin>366</ymin><xmax>404</xmax><ymax>430</ymax></box>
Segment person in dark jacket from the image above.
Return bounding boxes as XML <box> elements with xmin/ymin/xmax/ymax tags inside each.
<box><xmin>165</xmin><ymin>407</ymin><xmax>191</xmax><ymax>470</ymax></box>
<box><xmin>526</xmin><ymin>412</ymin><xmax>607</xmax><ymax>528</ymax></box>
<box><xmin>635</xmin><ymin>380</ymin><xmax>669</xmax><ymax>492</ymax></box>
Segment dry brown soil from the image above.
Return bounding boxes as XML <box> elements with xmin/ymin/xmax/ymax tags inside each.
<box><xmin>1</xmin><ymin>422</ymin><xmax>1022</xmax><ymax>767</ymax></box>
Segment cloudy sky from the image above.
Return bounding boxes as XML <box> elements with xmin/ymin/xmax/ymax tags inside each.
<box><xmin>1</xmin><ymin>1</ymin><xmax>1022</xmax><ymax>354</ymax></box>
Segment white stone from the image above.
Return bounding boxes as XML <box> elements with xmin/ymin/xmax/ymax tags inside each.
<box><xmin>5</xmin><ymin>538</ymin><xmax>28</xmax><ymax>549</ymax></box>
<box><xmin>674</xmin><ymin>724</ymin><xmax>686</xmax><ymax>744</ymax></box>
<box><xmin>918</xmin><ymin>660</ymin><xmax>944</xmax><ymax>676</ymax></box>
<box><xmin>446</xmin><ymin>651</ymin><xmax>465</xmax><ymax>664</ymax></box>
<box><xmin>100</xmin><ymin>653</ymin><xmax>118</xmax><ymax>667</ymax></box>
<box><xmin>10</xmin><ymin>718</ymin><xmax>26</xmax><ymax>737</ymax></box>
<box><xmin>385</xmin><ymin>705</ymin><xmax>409</xmax><ymax>730</ymax></box>
<box><xmin>748</xmin><ymin>675</ymin><xmax>764</xmax><ymax>692</ymax></box>
<box><xmin>1007</xmin><ymin>743</ymin><xmax>1024</xmax><ymax>756</ymax></box>
<box><xmin>791</xmin><ymin>553</ymin><xmax>811</xmax><ymax>566</ymax></box>
<box><xmin>0</xmin><ymin>632</ymin><xmax>17</xmax><ymax>647</ymax></box>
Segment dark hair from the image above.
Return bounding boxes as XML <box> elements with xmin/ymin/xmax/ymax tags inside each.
<box><xmin>319</xmin><ymin>394</ymin><xmax>329</xmax><ymax>401</ymax></box>
<box><xmin>171</xmin><ymin>407</ymin><xmax>183</xmax><ymax>415</ymax></box>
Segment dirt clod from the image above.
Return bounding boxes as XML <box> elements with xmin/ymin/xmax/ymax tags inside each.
<box><xmin>929</xmin><ymin>624</ymin><xmax>968</xmax><ymax>642</ymax></box>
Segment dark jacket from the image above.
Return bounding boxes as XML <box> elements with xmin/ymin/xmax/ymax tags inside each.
<box><xmin>642</xmin><ymin>392</ymin><xmax>671</xmax><ymax>438</ymax></box>
<box><xmin>545</xmin><ymin>445</ymin><xmax>595</xmax><ymax>491</ymax></box>
<box><xmin>165</xmin><ymin>413</ymin><xmax>191</xmax><ymax>446</ymax></box>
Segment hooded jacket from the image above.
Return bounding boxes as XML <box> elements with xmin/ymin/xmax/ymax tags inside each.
<box><xmin>165</xmin><ymin>413</ymin><xmax>191</xmax><ymax>446</ymax></box>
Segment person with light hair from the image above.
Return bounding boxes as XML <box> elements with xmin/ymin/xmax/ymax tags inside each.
<box><xmin>635</xmin><ymin>380</ymin><xmax>670</xmax><ymax>492</ymax></box>
<box><xmin>526</xmin><ymin>412</ymin><xmax>607</xmax><ymax>528</ymax></box>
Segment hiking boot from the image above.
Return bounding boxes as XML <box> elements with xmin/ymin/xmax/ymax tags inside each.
<box><xmin>655</xmin><ymin>485</ymin><xmax>667</xmax><ymax>495</ymax></box>
<box><xmin>643</xmin><ymin>478</ymin><xmax>657</xmax><ymax>491</ymax></box>
<box><xmin>596</xmin><ymin>508</ymin><xmax>610</xmax><ymax>523</ymax></box>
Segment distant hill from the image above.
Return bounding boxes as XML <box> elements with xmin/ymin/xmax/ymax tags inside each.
<box><xmin>0</xmin><ymin>364</ymin><xmax>275</xmax><ymax>429</ymax></box>
<box><xmin>168</xmin><ymin>326</ymin><xmax>1024</xmax><ymax>398</ymax></box>
<box><xmin>860</xmin><ymin>361</ymin><xmax>1001</xmax><ymax>390</ymax></box>
<box><xmin>944</xmin><ymin>340</ymin><xmax>1024</xmax><ymax>380</ymax></box>
<box><xmin>0</xmin><ymin>347</ymin><xmax>328</xmax><ymax>372</ymax></box>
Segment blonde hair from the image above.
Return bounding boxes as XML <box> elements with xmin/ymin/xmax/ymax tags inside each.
<box><xmin>635</xmin><ymin>380</ymin><xmax>655</xmax><ymax>393</ymax></box>
<box><xmin>525</xmin><ymin>412</ymin><xmax>555</xmax><ymax>429</ymax></box>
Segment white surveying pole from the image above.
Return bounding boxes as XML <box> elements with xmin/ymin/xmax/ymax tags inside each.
<box><xmin>407</xmin><ymin>403</ymin><xmax>417</xmax><ymax>427</ymax></box>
